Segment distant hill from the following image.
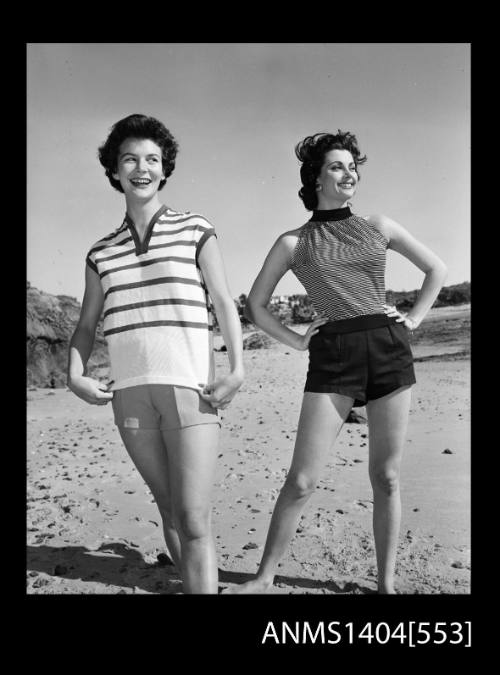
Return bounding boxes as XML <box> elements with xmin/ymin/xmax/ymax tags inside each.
<box><xmin>26</xmin><ymin>281</ymin><xmax>470</xmax><ymax>387</ymax></box>
<box><xmin>386</xmin><ymin>281</ymin><xmax>470</xmax><ymax>311</ymax></box>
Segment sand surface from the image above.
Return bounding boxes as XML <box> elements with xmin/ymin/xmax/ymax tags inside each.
<box><xmin>27</xmin><ymin>305</ymin><xmax>470</xmax><ymax>594</ymax></box>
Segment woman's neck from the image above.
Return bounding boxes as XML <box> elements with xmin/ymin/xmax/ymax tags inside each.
<box><xmin>125</xmin><ymin>197</ymin><xmax>164</xmax><ymax>235</ymax></box>
<box><xmin>315</xmin><ymin>197</ymin><xmax>350</xmax><ymax>211</ymax></box>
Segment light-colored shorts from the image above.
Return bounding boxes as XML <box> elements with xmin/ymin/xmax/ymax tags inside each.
<box><xmin>111</xmin><ymin>384</ymin><xmax>220</xmax><ymax>431</ymax></box>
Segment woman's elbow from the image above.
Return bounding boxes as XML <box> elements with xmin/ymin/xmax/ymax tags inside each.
<box><xmin>245</xmin><ymin>296</ymin><xmax>263</xmax><ymax>323</ymax></box>
<box><xmin>425</xmin><ymin>259</ymin><xmax>447</xmax><ymax>280</ymax></box>
<box><xmin>243</xmin><ymin>303</ymin><xmax>254</xmax><ymax>322</ymax></box>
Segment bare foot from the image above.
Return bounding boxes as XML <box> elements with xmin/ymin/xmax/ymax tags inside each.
<box><xmin>221</xmin><ymin>577</ymin><xmax>274</xmax><ymax>594</ymax></box>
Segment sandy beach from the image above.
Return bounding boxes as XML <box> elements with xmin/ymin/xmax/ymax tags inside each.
<box><xmin>27</xmin><ymin>304</ymin><xmax>470</xmax><ymax>594</ymax></box>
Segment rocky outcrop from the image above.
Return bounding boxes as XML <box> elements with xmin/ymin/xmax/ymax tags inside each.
<box><xmin>26</xmin><ymin>283</ymin><xmax>109</xmax><ymax>388</ymax></box>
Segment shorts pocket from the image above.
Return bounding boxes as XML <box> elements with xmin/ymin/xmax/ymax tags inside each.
<box><xmin>310</xmin><ymin>332</ymin><xmax>340</xmax><ymax>355</ymax></box>
<box><xmin>388</xmin><ymin>324</ymin><xmax>404</xmax><ymax>347</ymax></box>
<box><xmin>309</xmin><ymin>331</ymin><xmax>342</xmax><ymax>373</ymax></box>
<box><xmin>387</xmin><ymin>324</ymin><xmax>413</xmax><ymax>362</ymax></box>
<box><xmin>324</xmin><ymin>334</ymin><xmax>342</xmax><ymax>359</ymax></box>
<box><xmin>394</xmin><ymin>322</ymin><xmax>410</xmax><ymax>346</ymax></box>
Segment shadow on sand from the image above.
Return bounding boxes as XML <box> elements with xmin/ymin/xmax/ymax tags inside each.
<box><xmin>27</xmin><ymin>543</ymin><xmax>374</xmax><ymax>594</ymax></box>
<box><xmin>27</xmin><ymin>542</ymin><xmax>181</xmax><ymax>594</ymax></box>
<box><xmin>218</xmin><ymin>568</ymin><xmax>376</xmax><ymax>594</ymax></box>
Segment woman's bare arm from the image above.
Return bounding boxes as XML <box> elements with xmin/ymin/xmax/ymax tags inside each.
<box><xmin>246</xmin><ymin>231</ymin><xmax>328</xmax><ymax>349</ymax></box>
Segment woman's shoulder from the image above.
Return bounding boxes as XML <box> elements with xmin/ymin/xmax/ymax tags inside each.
<box><xmin>280</xmin><ymin>224</ymin><xmax>304</xmax><ymax>238</ymax></box>
<box><xmin>162</xmin><ymin>207</ymin><xmax>214</xmax><ymax>229</ymax></box>
<box><xmin>359</xmin><ymin>213</ymin><xmax>394</xmax><ymax>242</ymax></box>
<box><xmin>274</xmin><ymin>225</ymin><xmax>305</xmax><ymax>252</ymax></box>
<box><xmin>87</xmin><ymin>221</ymin><xmax>128</xmax><ymax>254</ymax></box>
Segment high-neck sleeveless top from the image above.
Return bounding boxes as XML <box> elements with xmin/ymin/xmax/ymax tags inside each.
<box><xmin>291</xmin><ymin>206</ymin><xmax>389</xmax><ymax>322</ymax></box>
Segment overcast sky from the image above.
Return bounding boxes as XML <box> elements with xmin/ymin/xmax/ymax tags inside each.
<box><xmin>27</xmin><ymin>43</ymin><xmax>470</xmax><ymax>301</ymax></box>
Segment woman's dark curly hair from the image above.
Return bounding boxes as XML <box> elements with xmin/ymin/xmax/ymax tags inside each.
<box><xmin>295</xmin><ymin>130</ymin><xmax>367</xmax><ymax>210</ymax></box>
<box><xmin>98</xmin><ymin>114</ymin><xmax>179</xmax><ymax>193</ymax></box>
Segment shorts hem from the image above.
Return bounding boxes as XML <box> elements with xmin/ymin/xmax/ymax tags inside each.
<box><xmin>304</xmin><ymin>384</ymin><xmax>360</xmax><ymax>400</ymax></box>
<box><xmin>305</xmin><ymin>374</ymin><xmax>416</xmax><ymax>407</ymax></box>
<box><xmin>366</xmin><ymin>378</ymin><xmax>416</xmax><ymax>403</ymax></box>
<box><xmin>115</xmin><ymin>419</ymin><xmax>220</xmax><ymax>431</ymax></box>
<box><xmin>160</xmin><ymin>420</ymin><xmax>221</xmax><ymax>431</ymax></box>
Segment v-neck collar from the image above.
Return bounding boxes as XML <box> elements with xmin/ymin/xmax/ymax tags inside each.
<box><xmin>125</xmin><ymin>204</ymin><xmax>168</xmax><ymax>255</ymax></box>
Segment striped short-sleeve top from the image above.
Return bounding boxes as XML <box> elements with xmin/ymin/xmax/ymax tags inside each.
<box><xmin>86</xmin><ymin>204</ymin><xmax>216</xmax><ymax>392</ymax></box>
<box><xmin>291</xmin><ymin>206</ymin><xmax>389</xmax><ymax>321</ymax></box>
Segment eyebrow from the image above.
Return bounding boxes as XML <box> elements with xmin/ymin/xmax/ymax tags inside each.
<box><xmin>119</xmin><ymin>152</ymin><xmax>161</xmax><ymax>159</ymax></box>
<box><xmin>328</xmin><ymin>160</ymin><xmax>356</xmax><ymax>166</ymax></box>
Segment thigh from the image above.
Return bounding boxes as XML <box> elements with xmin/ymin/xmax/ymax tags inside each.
<box><xmin>289</xmin><ymin>391</ymin><xmax>354</xmax><ymax>478</ymax></box>
<box><xmin>161</xmin><ymin>424</ymin><xmax>220</xmax><ymax>511</ymax></box>
<box><xmin>366</xmin><ymin>385</ymin><xmax>412</xmax><ymax>469</ymax></box>
<box><xmin>117</xmin><ymin>427</ymin><xmax>171</xmax><ymax>503</ymax></box>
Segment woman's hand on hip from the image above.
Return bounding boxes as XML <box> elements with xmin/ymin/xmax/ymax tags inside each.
<box><xmin>295</xmin><ymin>316</ymin><xmax>330</xmax><ymax>351</ymax></box>
<box><xmin>383</xmin><ymin>304</ymin><xmax>420</xmax><ymax>331</ymax></box>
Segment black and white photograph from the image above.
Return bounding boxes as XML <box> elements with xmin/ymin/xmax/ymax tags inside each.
<box><xmin>27</xmin><ymin>43</ymin><xmax>470</xmax><ymax>599</ymax></box>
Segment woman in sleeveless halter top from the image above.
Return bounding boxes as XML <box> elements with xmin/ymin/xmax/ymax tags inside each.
<box><xmin>224</xmin><ymin>131</ymin><xmax>447</xmax><ymax>594</ymax></box>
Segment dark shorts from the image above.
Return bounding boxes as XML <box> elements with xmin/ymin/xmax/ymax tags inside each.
<box><xmin>305</xmin><ymin>313</ymin><xmax>416</xmax><ymax>407</ymax></box>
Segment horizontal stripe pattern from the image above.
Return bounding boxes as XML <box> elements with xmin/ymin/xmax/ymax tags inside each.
<box><xmin>291</xmin><ymin>214</ymin><xmax>388</xmax><ymax>322</ymax></box>
<box><xmin>104</xmin><ymin>319</ymin><xmax>213</xmax><ymax>337</ymax></box>
<box><xmin>103</xmin><ymin>297</ymin><xmax>206</xmax><ymax>319</ymax></box>
<box><xmin>97</xmin><ymin>239</ymin><xmax>197</xmax><ymax>265</ymax></box>
<box><xmin>86</xmin><ymin>207</ymin><xmax>216</xmax><ymax>390</ymax></box>
<box><xmin>99</xmin><ymin>254</ymin><xmax>195</xmax><ymax>279</ymax></box>
<box><xmin>103</xmin><ymin>275</ymin><xmax>205</xmax><ymax>300</ymax></box>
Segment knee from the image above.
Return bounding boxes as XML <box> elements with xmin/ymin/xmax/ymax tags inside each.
<box><xmin>283</xmin><ymin>472</ymin><xmax>317</xmax><ymax>501</ymax></box>
<box><xmin>151</xmin><ymin>492</ymin><xmax>173</xmax><ymax>524</ymax></box>
<box><xmin>157</xmin><ymin>503</ymin><xmax>175</xmax><ymax>526</ymax></box>
<box><xmin>174</xmin><ymin>506</ymin><xmax>211</xmax><ymax>541</ymax></box>
<box><xmin>370</xmin><ymin>467</ymin><xmax>400</xmax><ymax>495</ymax></box>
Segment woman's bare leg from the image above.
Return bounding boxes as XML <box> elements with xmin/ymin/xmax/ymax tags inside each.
<box><xmin>366</xmin><ymin>385</ymin><xmax>412</xmax><ymax>594</ymax></box>
<box><xmin>224</xmin><ymin>391</ymin><xmax>353</xmax><ymax>593</ymax></box>
<box><xmin>117</xmin><ymin>427</ymin><xmax>182</xmax><ymax>568</ymax></box>
<box><xmin>162</xmin><ymin>423</ymin><xmax>220</xmax><ymax>594</ymax></box>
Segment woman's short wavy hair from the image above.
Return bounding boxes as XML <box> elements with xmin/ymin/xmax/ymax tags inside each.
<box><xmin>295</xmin><ymin>130</ymin><xmax>367</xmax><ymax>210</ymax></box>
<box><xmin>98</xmin><ymin>114</ymin><xmax>179</xmax><ymax>193</ymax></box>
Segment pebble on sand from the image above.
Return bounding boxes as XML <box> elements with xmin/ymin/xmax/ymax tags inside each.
<box><xmin>442</xmin><ymin>449</ymin><xmax>454</xmax><ymax>454</ymax></box>
<box><xmin>346</xmin><ymin>410</ymin><xmax>367</xmax><ymax>424</ymax></box>
<box><xmin>157</xmin><ymin>553</ymin><xmax>174</xmax><ymax>567</ymax></box>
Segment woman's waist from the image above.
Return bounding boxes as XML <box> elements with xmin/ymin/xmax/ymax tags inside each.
<box><xmin>318</xmin><ymin>313</ymin><xmax>398</xmax><ymax>334</ymax></box>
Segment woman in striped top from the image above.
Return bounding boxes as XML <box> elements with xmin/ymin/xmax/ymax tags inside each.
<box><xmin>225</xmin><ymin>131</ymin><xmax>447</xmax><ymax>595</ymax></box>
<box><xmin>67</xmin><ymin>114</ymin><xmax>244</xmax><ymax>594</ymax></box>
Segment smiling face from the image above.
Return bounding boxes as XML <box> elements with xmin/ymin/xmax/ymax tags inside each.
<box><xmin>112</xmin><ymin>137</ymin><xmax>165</xmax><ymax>202</ymax></box>
<box><xmin>316</xmin><ymin>148</ymin><xmax>358</xmax><ymax>208</ymax></box>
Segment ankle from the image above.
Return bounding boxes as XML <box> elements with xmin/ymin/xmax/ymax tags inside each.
<box><xmin>256</xmin><ymin>573</ymin><xmax>274</xmax><ymax>587</ymax></box>
<box><xmin>378</xmin><ymin>583</ymin><xmax>396</xmax><ymax>594</ymax></box>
